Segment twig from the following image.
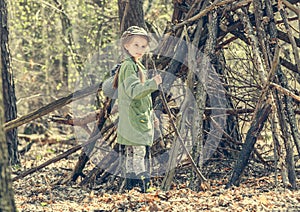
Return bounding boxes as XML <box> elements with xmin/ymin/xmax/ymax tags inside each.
<box><xmin>12</xmin><ymin>129</ymin><xmax>104</xmax><ymax>181</ymax></box>
<box><xmin>270</xmin><ymin>83</ymin><xmax>300</xmax><ymax>103</ymax></box>
<box><xmin>279</xmin><ymin>1</ymin><xmax>300</xmax><ymax>72</ymax></box>
<box><xmin>49</xmin><ymin>110</ymin><xmax>102</xmax><ymax>135</ymax></box>
<box><xmin>152</xmin><ymin>59</ymin><xmax>208</xmax><ymax>186</ymax></box>
<box><xmin>174</xmin><ymin>0</ymin><xmax>242</xmax><ymax>30</ymax></box>
<box><xmin>282</xmin><ymin>0</ymin><xmax>300</xmax><ymax>15</ymax></box>
<box><xmin>13</xmin><ymin>144</ymin><xmax>82</xmax><ymax>181</ymax></box>
<box><xmin>4</xmin><ymin>83</ymin><xmax>101</xmax><ymax>131</ymax></box>
<box><xmin>49</xmin><ymin>109</ymin><xmax>101</xmax><ymax>126</ymax></box>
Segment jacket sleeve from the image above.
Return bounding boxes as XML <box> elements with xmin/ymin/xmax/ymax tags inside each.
<box><xmin>119</xmin><ymin>62</ymin><xmax>158</xmax><ymax>99</ymax></box>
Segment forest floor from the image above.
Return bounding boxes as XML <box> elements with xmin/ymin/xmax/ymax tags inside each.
<box><xmin>12</xmin><ymin>137</ymin><xmax>300</xmax><ymax>212</ymax></box>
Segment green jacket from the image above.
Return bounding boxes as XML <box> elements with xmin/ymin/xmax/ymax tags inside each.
<box><xmin>117</xmin><ymin>57</ymin><xmax>158</xmax><ymax>146</ymax></box>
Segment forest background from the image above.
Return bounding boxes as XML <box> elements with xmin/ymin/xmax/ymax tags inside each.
<box><xmin>0</xmin><ymin>0</ymin><xmax>300</xmax><ymax>211</ymax></box>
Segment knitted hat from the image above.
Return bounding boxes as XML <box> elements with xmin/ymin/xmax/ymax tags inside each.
<box><xmin>121</xmin><ymin>26</ymin><xmax>150</xmax><ymax>41</ymax></box>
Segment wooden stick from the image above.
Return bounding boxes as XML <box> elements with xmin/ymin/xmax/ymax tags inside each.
<box><xmin>13</xmin><ymin>144</ymin><xmax>82</xmax><ymax>181</ymax></box>
<box><xmin>174</xmin><ymin>0</ymin><xmax>250</xmax><ymax>30</ymax></box>
<box><xmin>4</xmin><ymin>83</ymin><xmax>101</xmax><ymax>132</ymax></box>
<box><xmin>270</xmin><ymin>82</ymin><xmax>300</xmax><ymax>103</ymax></box>
<box><xmin>151</xmin><ymin>59</ymin><xmax>208</xmax><ymax>184</ymax></box>
<box><xmin>279</xmin><ymin>3</ymin><xmax>300</xmax><ymax>73</ymax></box>
<box><xmin>282</xmin><ymin>0</ymin><xmax>300</xmax><ymax>15</ymax></box>
<box><xmin>12</xmin><ymin>128</ymin><xmax>104</xmax><ymax>181</ymax></box>
<box><xmin>50</xmin><ymin>109</ymin><xmax>101</xmax><ymax>126</ymax></box>
<box><xmin>159</xmin><ymin>85</ymin><xmax>208</xmax><ymax>183</ymax></box>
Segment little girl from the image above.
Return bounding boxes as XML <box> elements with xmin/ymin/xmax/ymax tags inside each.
<box><xmin>115</xmin><ymin>26</ymin><xmax>162</xmax><ymax>192</ymax></box>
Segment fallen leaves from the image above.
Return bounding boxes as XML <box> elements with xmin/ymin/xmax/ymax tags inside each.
<box><xmin>14</xmin><ymin>177</ymin><xmax>300</xmax><ymax>211</ymax></box>
<box><xmin>12</xmin><ymin>142</ymin><xmax>300</xmax><ymax>211</ymax></box>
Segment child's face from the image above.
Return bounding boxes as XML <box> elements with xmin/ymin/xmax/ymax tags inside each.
<box><xmin>124</xmin><ymin>35</ymin><xmax>149</xmax><ymax>60</ymax></box>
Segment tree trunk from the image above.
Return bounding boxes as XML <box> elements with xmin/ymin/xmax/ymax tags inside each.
<box><xmin>118</xmin><ymin>0</ymin><xmax>146</xmax><ymax>33</ymax></box>
<box><xmin>59</xmin><ymin>0</ymin><xmax>69</xmax><ymax>87</ymax></box>
<box><xmin>0</xmin><ymin>88</ymin><xmax>16</xmax><ymax>211</ymax></box>
<box><xmin>1</xmin><ymin>0</ymin><xmax>19</xmax><ymax>165</ymax></box>
<box><xmin>0</xmin><ymin>1</ymin><xmax>17</xmax><ymax>210</ymax></box>
<box><xmin>53</xmin><ymin>0</ymin><xmax>84</xmax><ymax>77</ymax></box>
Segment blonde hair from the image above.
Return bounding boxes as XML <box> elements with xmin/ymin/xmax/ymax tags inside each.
<box><xmin>113</xmin><ymin>34</ymin><xmax>148</xmax><ymax>88</ymax></box>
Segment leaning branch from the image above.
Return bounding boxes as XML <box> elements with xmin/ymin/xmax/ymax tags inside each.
<box><xmin>153</xmin><ymin>60</ymin><xmax>208</xmax><ymax>188</ymax></box>
<box><xmin>280</xmin><ymin>57</ymin><xmax>299</xmax><ymax>74</ymax></box>
<box><xmin>50</xmin><ymin>110</ymin><xmax>101</xmax><ymax>126</ymax></box>
<box><xmin>4</xmin><ymin>83</ymin><xmax>101</xmax><ymax>132</ymax></box>
<box><xmin>13</xmin><ymin>144</ymin><xmax>82</xmax><ymax>181</ymax></box>
<box><xmin>174</xmin><ymin>0</ymin><xmax>241</xmax><ymax>30</ymax></box>
<box><xmin>277</xmin><ymin>30</ymin><xmax>300</xmax><ymax>48</ymax></box>
<box><xmin>279</xmin><ymin>2</ymin><xmax>300</xmax><ymax>72</ymax></box>
<box><xmin>282</xmin><ymin>0</ymin><xmax>300</xmax><ymax>15</ymax></box>
<box><xmin>270</xmin><ymin>82</ymin><xmax>300</xmax><ymax>103</ymax></box>
<box><xmin>13</xmin><ymin>125</ymin><xmax>105</xmax><ymax>181</ymax></box>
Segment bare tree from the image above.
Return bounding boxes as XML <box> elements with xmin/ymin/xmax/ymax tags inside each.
<box><xmin>11</xmin><ymin>0</ymin><xmax>300</xmax><ymax>192</ymax></box>
<box><xmin>0</xmin><ymin>1</ymin><xmax>16</xmax><ymax>210</ymax></box>
<box><xmin>118</xmin><ymin>0</ymin><xmax>146</xmax><ymax>32</ymax></box>
<box><xmin>1</xmin><ymin>0</ymin><xmax>19</xmax><ymax>165</ymax></box>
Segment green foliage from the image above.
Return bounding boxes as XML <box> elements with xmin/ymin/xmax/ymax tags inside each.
<box><xmin>7</xmin><ymin>0</ymin><xmax>173</xmax><ymax>119</ymax></box>
<box><xmin>144</xmin><ymin>0</ymin><xmax>173</xmax><ymax>33</ymax></box>
<box><xmin>8</xmin><ymin>0</ymin><xmax>118</xmax><ymax>114</ymax></box>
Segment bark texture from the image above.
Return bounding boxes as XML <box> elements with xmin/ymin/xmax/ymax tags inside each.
<box><xmin>0</xmin><ymin>1</ymin><xmax>17</xmax><ymax>210</ymax></box>
<box><xmin>1</xmin><ymin>0</ymin><xmax>19</xmax><ymax>165</ymax></box>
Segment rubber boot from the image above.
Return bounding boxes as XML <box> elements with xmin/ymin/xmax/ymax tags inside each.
<box><xmin>125</xmin><ymin>172</ymin><xmax>136</xmax><ymax>190</ymax></box>
<box><xmin>136</xmin><ymin>172</ymin><xmax>150</xmax><ymax>193</ymax></box>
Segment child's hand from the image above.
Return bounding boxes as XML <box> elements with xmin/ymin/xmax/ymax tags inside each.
<box><xmin>153</xmin><ymin>74</ymin><xmax>162</xmax><ymax>86</ymax></box>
